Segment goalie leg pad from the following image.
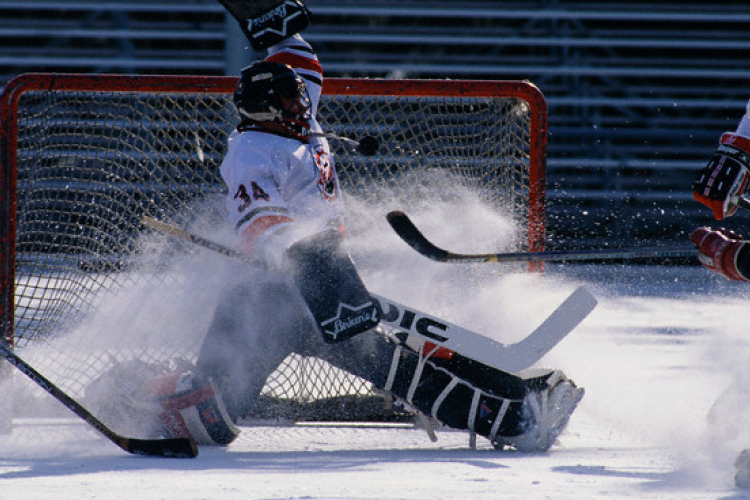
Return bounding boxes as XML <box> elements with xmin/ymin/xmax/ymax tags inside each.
<box><xmin>382</xmin><ymin>346</ymin><xmax>583</xmax><ymax>451</ymax></box>
<box><xmin>736</xmin><ymin>449</ymin><xmax>750</xmax><ymax>488</ymax></box>
<box><xmin>150</xmin><ymin>372</ymin><xmax>240</xmax><ymax>446</ymax></box>
<box><xmin>383</xmin><ymin>345</ymin><xmax>528</xmax><ymax>442</ymax></box>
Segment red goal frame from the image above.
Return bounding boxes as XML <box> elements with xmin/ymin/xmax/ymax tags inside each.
<box><xmin>0</xmin><ymin>73</ymin><xmax>547</xmax><ymax>347</ymax></box>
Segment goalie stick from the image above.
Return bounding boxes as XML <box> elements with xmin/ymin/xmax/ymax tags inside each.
<box><xmin>142</xmin><ymin>216</ymin><xmax>597</xmax><ymax>372</ymax></box>
<box><xmin>0</xmin><ymin>342</ymin><xmax>198</xmax><ymax>458</ymax></box>
<box><xmin>387</xmin><ymin>211</ymin><xmax>697</xmax><ymax>264</ymax></box>
<box><xmin>373</xmin><ymin>287</ymin><xmax>596</xmax><ymax>373</ymax></box>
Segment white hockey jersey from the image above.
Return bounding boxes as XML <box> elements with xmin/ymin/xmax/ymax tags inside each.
<box><xmin>220</xmin><ymin>35</ymin><xmax>343</xmax><ymax>261</ymax></box>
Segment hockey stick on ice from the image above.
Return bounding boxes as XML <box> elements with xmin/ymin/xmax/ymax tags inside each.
<box><xmin>0</xmin><ymin>342</ymin><xmax>198</xmax><ymax>458</ymax></box>
<box><xmin>387</xmin><ymin>211</ymin><xmax>697</xmax><ymax>263</ymax></box>
<box><xmin>142</xmin><ymin>216</ymin><xmax>597</xmax><ymax>372</ymax></box>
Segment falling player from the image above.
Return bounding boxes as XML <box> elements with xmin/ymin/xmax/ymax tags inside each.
<box><xmin>89</xmin><ymin>0</ymin><xmax>585</xmax><ymax>453</ymax></box>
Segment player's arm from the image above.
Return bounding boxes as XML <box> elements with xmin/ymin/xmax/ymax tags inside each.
<box><xmin>265</xmin><ymin>35</ymin><xmax>323</xmax><ymax>115</ymax></box>
<box><xmin>219</xmin><ymin>1</ymin><xmax>321</xmax><ymax>109</ymax></box>
<box><xmin>690</xmin><ymin>227</ymin><xmax>750</xmax><ymax>281</ymax></box>
<box><xmin>693</xmin><ymin>100</ymin><xmax>750</xmax><ymax>220</ymax></box>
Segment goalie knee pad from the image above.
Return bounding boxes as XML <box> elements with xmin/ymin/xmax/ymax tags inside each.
<box><xmin>149</xmin><ymin>371</ymin><xmax>240</xmax><ymax>446</ymax></box>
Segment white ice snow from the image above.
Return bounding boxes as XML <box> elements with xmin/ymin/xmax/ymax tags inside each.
<box><xmin>3</xmin><ymin>184</ymin><xmax>750</xmax><ymax>499</ymax></box>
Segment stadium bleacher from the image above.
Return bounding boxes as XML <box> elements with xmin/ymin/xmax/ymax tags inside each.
<box><xmin>2</xmin><ymin>0</ymin><xmax>750</xmax><ymax>249</ymax></box>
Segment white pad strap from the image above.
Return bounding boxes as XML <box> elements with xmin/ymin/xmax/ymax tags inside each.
<box><xmin>489</xmin><ymin>399</ymin><xmax>511</xmax><ymax>441</ymax></box>
<box><xmin>383</xmin><ymin>345</ymin><xmax>403</xmax><ymax>393</ymax></box>
<box><xmin>406</xmin><ymin>343</ymin><xmax>440</xmax><ymax>403</ymax></box>
<box><xmin>467</xmin><ymin>388</ymin><xmax>482</xmax><ymax>433</ymax></box>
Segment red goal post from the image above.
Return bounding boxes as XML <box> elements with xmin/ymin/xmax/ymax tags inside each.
<box><xmin>0</xmin><ymin>73</ymin><xmax>547</xmax><ymax>421</ymax></box>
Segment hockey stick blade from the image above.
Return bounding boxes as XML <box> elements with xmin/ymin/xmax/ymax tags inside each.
<box><xmin>374</xmin><ymin>287</ymin><xmax>596</xmax><ymax>373</ymax></box>
<box><xmin>0</xmin><ymin>342</ymin><xmax>198</xmax><ymax>458</ymax></box>
<box><xmin>387</xmin><ymin>211</ymin><xmax>697</xmax><ymax>263</ymax></box>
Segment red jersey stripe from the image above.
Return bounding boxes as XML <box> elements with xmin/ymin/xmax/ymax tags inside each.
<box><xmin>267</xmin><ymin>52</ymin><xmax>323</xmax><ymax>75</ymax></box>
<box><xmin>240</xmin><ymin>214</ymin><xmax>294</xmax><ymax>253</ymax></box>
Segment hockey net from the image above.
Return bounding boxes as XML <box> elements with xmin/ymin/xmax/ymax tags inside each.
<box><xmin>0</xmin><ymin>74</ymin><xmax>546</xmax><ymax>424</ymax></box>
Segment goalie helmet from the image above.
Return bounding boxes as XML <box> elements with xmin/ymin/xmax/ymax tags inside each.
<box><xmin>234</xmin><ymin>60</ymin><xmax>311</xmax><ymax>139</ymax></box>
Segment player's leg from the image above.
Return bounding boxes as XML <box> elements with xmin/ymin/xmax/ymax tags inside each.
<box><xmin>194</xmin><ymin>278</ymin><xmax>308</xmax><ymax>421</ymax></box>
<box><xmin>85</xmin><ymin>277</ymin><xmax>306</xmax><ymax>446</ymax></box>
<box><xmin>305</xmin><ymin>326</ymin><xmax>582</xmax><ymax>452</ymax></box>
<box><xmin>284</xmin><ymin>227</ymin><xmax>583</xmax><ymax>451</ymax></box>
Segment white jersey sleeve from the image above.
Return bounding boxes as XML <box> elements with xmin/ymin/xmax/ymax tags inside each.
<box><xmin>265</xmin><ymin>34</ymin><xmax>323</xmax><ymax>117</ymax></box>
<box><xmin>736</xmin><ymin>98</ymin><xmax>750</xmax><ymax>137</ymax></box>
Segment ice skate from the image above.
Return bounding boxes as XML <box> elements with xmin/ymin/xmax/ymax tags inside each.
<box><xmin>494</xmin><ymin>370</ymin><xmax>584</xmax><ymax>452</ymax></box>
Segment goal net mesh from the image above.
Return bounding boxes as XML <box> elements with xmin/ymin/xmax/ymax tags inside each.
<box><xmin>1</xmin><ymin>75</ymin><xmax>545</xmax><ymax>423</ymax></box>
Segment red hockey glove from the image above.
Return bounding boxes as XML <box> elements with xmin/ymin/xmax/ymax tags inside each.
<box><xmin>690</xmin><ymin>227</ymin><xmax>750</xmax><ymax>281</ymax></box>
<box><xmin>693</xmin><ymin>132</ymin><xmax>750</xmax><ymax>220</ymax></box>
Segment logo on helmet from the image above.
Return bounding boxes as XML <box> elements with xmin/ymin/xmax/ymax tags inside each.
<box><xmin>251</xmin><ymin>72</ymin><xmax>273</xmax><ymax>83</ymax></box>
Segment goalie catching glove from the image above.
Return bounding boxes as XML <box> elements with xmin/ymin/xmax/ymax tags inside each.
<box><xmin>690</xmin><ymin>227</ymin><xmax>750</xmax><ymax>281</ymax></box>
<box><xmin>693</xmin><ymin>132</ymin><xmax>750</xmax><ymax>220</ymax></box>
<box><xmin>218</xmin><ymin>0</ymin><xmax>311</xmax><ymax>50</ymax></box>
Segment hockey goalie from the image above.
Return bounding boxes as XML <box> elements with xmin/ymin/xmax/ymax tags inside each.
<box><xmin>88</xmin><ymin>0</ymin><xmax>585</xmax><ymax>451</ymax></box>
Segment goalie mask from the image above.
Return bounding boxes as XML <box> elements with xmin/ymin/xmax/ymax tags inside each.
<box><xmin>234</xmin><ymin>61</ymin><xmax>312</xmax><ymax>140</ymax></box>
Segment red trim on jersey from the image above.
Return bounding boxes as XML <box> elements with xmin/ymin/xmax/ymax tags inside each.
<box><xmin>267</xmin><ymin>52</ymin><xmax>323</xmax><ymax>76</ymax></box>
<box><xmin>240</xmin><ymin>214</ymin><xmax>294</xmax><ymax>253</ymax></box>
<box><xmin>721</xmin><ymin>132</ymin><xmax>750</xmax><ymax>154</ymax></box>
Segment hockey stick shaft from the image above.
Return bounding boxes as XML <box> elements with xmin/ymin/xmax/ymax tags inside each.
<box><xmin>386</xmin><ymin>211</ymin><xmax>697</xmax><ymax>263</ymax></box>
<box><xmin>0</xmin><ymin>342</ymin><xmax>198</xmax><ymax>458</ymax></box>
<box><xmin>141</xmin><ymin>217</ymin><xmax>597</xmax><ymax>372</ymax></box>
<box><xmin>142</xmin><ymin>217</ymin><xmax>251</xmax><ymax>262</ymax></box>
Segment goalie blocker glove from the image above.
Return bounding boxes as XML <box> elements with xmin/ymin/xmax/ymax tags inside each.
<box><xmin>690</xmin><ymin>227</ymin><xmax>750</xmax><ymax>282</ymax></box>
<box><xmin>693</xmin><ymin>132</ymin><xmax>750</xmax><ymax>220</ymax></box>
<box><xmin>218</xmin><ymin>0</ymin><xmax>311</xmax><ymax>50</ymax></box>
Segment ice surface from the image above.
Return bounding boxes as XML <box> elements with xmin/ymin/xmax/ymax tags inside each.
<box><xmin>3</xmin><ymin>183</ymin><xmax>750</xmax><ymax>499</ymax></box>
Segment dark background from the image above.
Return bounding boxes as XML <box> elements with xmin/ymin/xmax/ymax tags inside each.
<box><xmin>3</xmin><ymin>0</ymin><xmax>749</xmax><ymax>250</ymax></box>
